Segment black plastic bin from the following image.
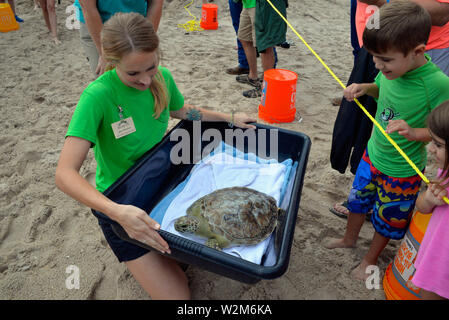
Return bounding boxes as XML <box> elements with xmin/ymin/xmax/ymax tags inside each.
<box><xmin>92</xmin><ymin>120</ymin><xmax>311</xmax><ymax>284</ymax></box>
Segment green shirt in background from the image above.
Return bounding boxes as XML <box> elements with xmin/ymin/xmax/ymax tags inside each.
<box><xmin>242</xmin><ymin>0</ymin><xmax>256</xmax><ymax>9</ymax></box>
<box><xmin>66</xmin><ymin>67</ymin><xmax>184</xmax><ymax>192</ymax></box>
<box><xmin>368</xmin><ymin>55</ymin><xmax>449</xmax><ymax>177</ymax></box>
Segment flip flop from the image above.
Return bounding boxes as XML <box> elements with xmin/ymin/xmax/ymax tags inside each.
<box><xmin>236</xmin><ymin>74</ymin><xmax>261</xmax><ymax>87</ymax></box>
<box><xmin>329</xmin><ymin>201</ymin><xmax>373</xmax><ymax>221</ymax></box>
<box><xmin>329</xmin><ymin>201</ymin><xmax>350</xmax><ymax>218</ymax></box>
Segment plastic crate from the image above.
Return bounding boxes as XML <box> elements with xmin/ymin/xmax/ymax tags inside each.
<box><xmin>92</xmin><ymin>120</ymin><xmax>311</xmax><ymax>283</ymax></box>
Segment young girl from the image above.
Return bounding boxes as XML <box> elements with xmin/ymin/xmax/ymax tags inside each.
<box><xmin>412</xmin><ymin>100</ymin><xmax>449</xmax><ymax>300</ymax></box>
<box><xmin>55</xmin><ymin>12</ymin><xmax>256</xmax><ymax>300</ymax></box>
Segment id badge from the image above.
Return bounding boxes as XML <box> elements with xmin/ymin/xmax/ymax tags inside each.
<box><xmin>111</xmin><ymin>117</ymin><xmax>136</xmax><ymax>139</ymax></box>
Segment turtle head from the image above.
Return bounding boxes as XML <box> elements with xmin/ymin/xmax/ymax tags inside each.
<box><xmin>174</xmin><ymin>216</ymin><xmax>199</xmax><ymax>234</ymax></box>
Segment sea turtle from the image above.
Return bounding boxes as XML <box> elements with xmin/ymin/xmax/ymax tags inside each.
<box><xmin>174</xmin><ymin>187</ymin><xmax>284</xmax><ymax>250</ymax></box>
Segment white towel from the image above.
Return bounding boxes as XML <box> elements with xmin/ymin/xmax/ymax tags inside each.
<box><xmin>161</xmin><ymin>152</ymin><xmax>287</xmax><ymax>264</ymax></box>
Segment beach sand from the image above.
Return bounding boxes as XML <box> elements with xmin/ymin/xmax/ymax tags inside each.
<box><xmin>0</xmin><ymin>0</ymin><xmax>406</xmax><ymax>299</ymax></box>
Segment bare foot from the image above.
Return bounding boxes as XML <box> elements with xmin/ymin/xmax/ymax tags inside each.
<box><xmin>323</xmin><ymin>237</ymin><xmax>355</xmax><ymax>249</ymax></box>
<box><xmin>53</xmin><ymin>37</ymin><xmax>61</xmax><ymax>45</ymax></box>
<box><xmin>351</xmin><ymin>260</ymin><xmax>376</xmax><ymax>281</ymax></box>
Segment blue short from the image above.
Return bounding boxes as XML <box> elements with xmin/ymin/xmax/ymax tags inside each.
<box><xmin>347</xmin><ymin>150</ymin><xmax>422</xmax><ymax>240</ymax></box>
<box><xmin>94</xmin><ymin>213</ymin><xmax>149</xmax><ymax>263</ymax></box>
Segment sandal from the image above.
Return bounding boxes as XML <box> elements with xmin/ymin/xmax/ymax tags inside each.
<box><xmin>236</xmin><ymin>74</ymin><xmax>261</xmax><ymax>87</ymax></box>
<box><xmin>329</xmin><ymin>201</ymin><xmax>372</xmax><ymax>221</ymax></box>
<box><xmin>243</xmin><ymin>87</ymin><xmax>262</xmax><ymax>98</ymax></box>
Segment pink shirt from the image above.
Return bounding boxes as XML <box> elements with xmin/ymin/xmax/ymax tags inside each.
<box><xmin>412</xmin><ymin>170</ymin><xmax>449</xmax><ymax>299</ymax></box>
<box><xmin>355</xmin><ymin>0</ymin><xmax>449</xmax><ymax>50</ymax></box>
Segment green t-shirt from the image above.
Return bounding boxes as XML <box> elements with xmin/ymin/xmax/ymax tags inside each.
<box><xmin>242</xmin><ymin>0</ymin><xmax>256</xmax><ymax>9</ymax></box>
<box><xmin>368</xmin><ymin>55</ymin><xmax>449</xmax><ymax>177</ymax></box>
<box><xmin>66</xmin><ymin>67</ymin><xmax>184</xmax><ymax>192</ymax></box>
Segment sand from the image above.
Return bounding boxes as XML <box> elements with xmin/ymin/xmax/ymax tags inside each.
<box><xmin>0</xmin><ymin>0</ymin><xmax>404</xmax><ymax>299</ymax></box>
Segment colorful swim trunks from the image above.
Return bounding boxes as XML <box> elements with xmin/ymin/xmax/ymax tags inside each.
<box><xmin>346</xmin><ymin>150</ymin><xmax>422</xmax><ymax>240</ymax></box>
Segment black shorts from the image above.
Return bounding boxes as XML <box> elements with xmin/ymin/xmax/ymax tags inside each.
<box><xmin>94</xmin><ymin>212</ymin><xmax>149</xmax><ymax>263</ymax></box>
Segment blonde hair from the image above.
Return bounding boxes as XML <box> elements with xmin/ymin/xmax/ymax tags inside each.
<box><xmin>101</xmin><ymin>12</ymin><xmax>168</xmax><ymax>119</ymax></box>
<box><xmin>363</xmin><ymin>0</ymin><xmax>431</xmax><ymax>56</ymax></box>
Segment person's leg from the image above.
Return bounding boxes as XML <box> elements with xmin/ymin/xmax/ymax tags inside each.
<box><xmin>260</xmin><ymin>47</ymin><xmax>275</xmax><ymax>71</ymax></box>
<box><xmin>7</xmin><ymin>0</ymin><xmax>15</xmax><ymax>14</ymax></box>
<box><xmin>79</xmin><ymin>22</ymin><xmax>100</xmax><ymax>76</ymax></box>
<box><xmin>324</xmin><ymin>150</ymin><xmax>376</xmax><ymax>249</ymax></box>
<box><xmin>229</xmin><ymin>0</ymin><xmax>249</xmax><ymax>70</ymax></box>
<box><xmin>324</xmin><ymin>212</ymin><xmax>366</xmax><ymax>248</ymax></box>
<box><xmin>125</xmin><ymin>251</ymin><xmax>190</xmax><ymax>300</ymax></box>
<box><xmin>7</xmin><ymin>0</ymin><xmax>23</xmax><ymax>22</ymax></box>
<box><xmin>237</xmin><ymin>8</ymin><xmax>258</xmax><ymax>80</ymax></box>
<box><xmin>38</xmin><ymin>0</ymin><xmax>51</xmax><ymax>32</ymax></box>
<box><xmin>353</xmin><ymin>171</ymin><xmax>422</xmax><ymax>281</ymax></box>
<box><xmin>240</xmin><ymin>39</ymin><xmax>258</xmax><ymax>79</ymax></box>
<box><xmin>350</xmin><ymin>231</ymin><xmax>389</xmax><ymax>280</ymax></box>
<box><xmin>350</xmin><ymin>0</ymin><xmax>360</xmax><ymax>61</ymax></box>
<box><xmin>46</xmin><ymin>0</ymin><xmax>60</xmax><ymax>44</ymax></box>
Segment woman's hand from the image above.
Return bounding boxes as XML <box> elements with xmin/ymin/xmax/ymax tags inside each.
<box><xmin>232</xmin><ymin>112</ymin><xmax>257</xmax><ymax>129</ymax></box>
<box><xmin>114</xmin><ymin>204</ymin><xmax>171</xmax><ymax>254</ymax></box>
<box><xmin>95</xmin><ymin>55</ymin><xmax>107</xmax><ymax>77</ymax></box>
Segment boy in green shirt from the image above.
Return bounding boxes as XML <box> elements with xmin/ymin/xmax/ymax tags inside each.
<box><xmin>325</xmin><ymin>1</ymin><xmax>449</xmax><ymax>280</ymax></box>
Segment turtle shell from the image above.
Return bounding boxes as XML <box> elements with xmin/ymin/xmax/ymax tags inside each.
<box><xmin>186</xmin><ymin>187</ymin><xmax>279</xmax><ymax>246</ymax></box>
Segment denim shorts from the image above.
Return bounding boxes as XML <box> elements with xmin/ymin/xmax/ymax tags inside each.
<box><xmin>347</xmin><ymin>150</ymin><xmax>422</xmax><ymax>240</ymax></box>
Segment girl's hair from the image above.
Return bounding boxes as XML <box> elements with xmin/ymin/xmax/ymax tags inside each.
<box><xmin>101</xmin><ymin>12</ymin><xmax>168</xmax><ymax>118</ymax></box>
<box><xmin>427</xmin><ymin>100</ymin><xmax>449</xmax><ymax>183</ymax></box>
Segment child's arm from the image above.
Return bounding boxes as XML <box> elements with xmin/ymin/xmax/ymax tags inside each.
<box><xmin>416</xmin><ymin>183</ymin><xmax>448</xmax><ymax>214</ymax></box>
<box><xmin>343</xmin><ymin>83</ymin><xmax>379</xmax><ymax>102</ymax></box>
<box><xmin>386</xmin><ymin>121</ymin><xmax>431</xmax><ymax>142</ymax></box>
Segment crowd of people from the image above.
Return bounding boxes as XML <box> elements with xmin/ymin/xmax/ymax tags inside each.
<box><xmin>7</xmin><ymin>0</ymin><xmax>449</xmax><ymax>300</ymax></box>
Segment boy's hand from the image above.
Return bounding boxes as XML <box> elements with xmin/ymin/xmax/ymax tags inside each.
<box><xmin>386</xmin><ymin>120</ymin><xmax>416</xmax><ymax>140</ymax></box>
<box><xmin>343</xmin><ymin>83</ymin><xmax>367</xmax><ymax>102</ymax></box>
<box><xmin>424</xmin><ymin>183</ymin><xmax>448</xmax><ymax>207</ymax></box>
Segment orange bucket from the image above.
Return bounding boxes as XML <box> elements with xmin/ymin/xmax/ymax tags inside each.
<box><xmin>383</xmin><ymin>211</ymin><xmax>432</xmax><ymax>300</ymax></box>
<box><xmin>258</xmin><ymin>69</ymin><xmax>297</xmax><ymax>123</ymax></box>
<box><xmin>200</xmin><ymin>3</ymin><xmax>218</xmax><ymax>30</ymax></box>
<box><xmin>0</xmin><ymin>3</ymin><xmax>19</xmax><ymax>33</ymax></box>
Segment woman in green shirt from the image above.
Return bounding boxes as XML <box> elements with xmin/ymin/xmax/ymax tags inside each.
<box><xmin>55</xmin><ymin>12</ymin><xmax>256</xmax><ymax>299</ymax></box>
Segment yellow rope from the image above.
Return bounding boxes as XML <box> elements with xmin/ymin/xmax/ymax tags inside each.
<box><xmin>265</xmin><ymin>0</ymin><xmax>449</xmax><ymax>204</ymax></box>
<box><xmin>177</xmin><ymin>0</ymin><xmax>204</xmax><ymax>32</ymax></box>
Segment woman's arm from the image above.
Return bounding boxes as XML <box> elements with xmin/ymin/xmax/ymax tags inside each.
<box><xmin>170</xmin><ymin>104</ymin><xmax>257</xmax><ymax>129</ymax></box>
<box><xmin>410</xmin><ymin>0</ymin><xmax>449</xmax><ymax>26</ymax></box>
<box><xmin>79</xmin><ymin>0</ymin><xmax>107</xmax><ymax>75</ymax></box>
<box><xmin>55</xmin><ymin>136</ymin><xmax>170</xmax><ymax>253</ymax></box>
<box><xmin>146</xmin><ymin>0</ymin><xmax>164</xmax><ymax>32</ymax></box>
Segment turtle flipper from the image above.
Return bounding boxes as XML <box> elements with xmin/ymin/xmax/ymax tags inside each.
<box><xmin>205</xmin><ymin>239</ymin><xmax>222</xmax><ymax>250</ymax></box>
